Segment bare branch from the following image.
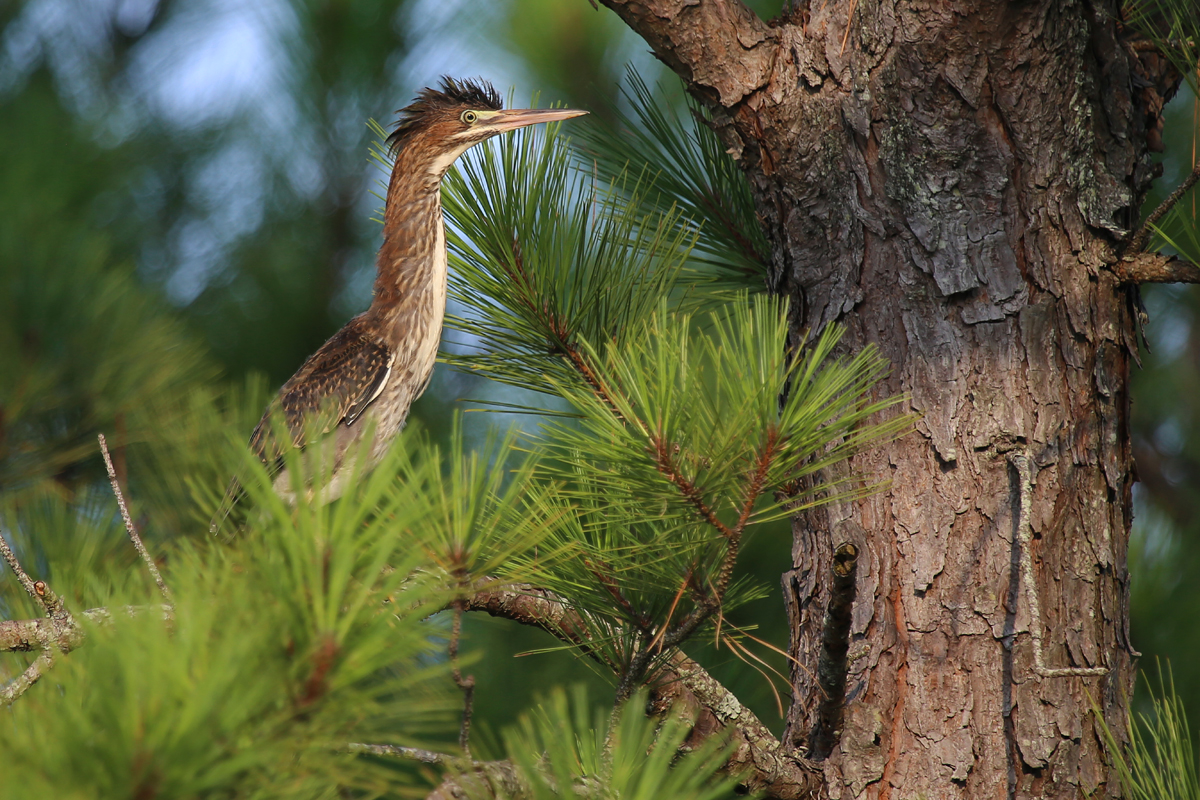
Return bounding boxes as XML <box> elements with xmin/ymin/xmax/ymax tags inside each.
<box><xmin>424</xmin><ymin>759</ymin><xmax>527</xmax><ymax>800</ymax></box>
<box><xmin>464</xmin><ymin>581</ymin><xmax>821</xmax><ymax>799</ymax></box>
<box><xmin>0</xmin><ymin>650</ymin><xmax>54</xmax><ymax>705</ymax></box>
<box><xmin>1113</xmin><ymin>251</ymin><xmax>1200</xmax><ymax>283</ymax></box>
<box><xmin>650</xmin><ymin>651</ymin><xmax>822</xmax><ymax>799</ymax></box>
<box><xmin>0</xmin><ymin>531</ymin><xmax>44</xmax><ymax>608</ymax></box>
<box><xmin>1126</xmin><ymin>161</ymin><xmax>1200</xmax><ymax>254</ymax></box>
<box><xmin>347</xmin><ymin>743</ymin><xmax>449</xmax><ymax>764</ymax></box>
<box><xmin>464</xmin><ymin>582</ymin><xmax>618</xmax><ymax>670</ymax></box>
<box><xmin>448</xmin><ymin>601</ymin><xmax>475</xmax><ymax>758</ymax></box>
<box><xmin>594</xmin><ymin>0</ymin><xmax>778</xmax><ymax>108</ymax></box>
<box><xmin>98</xmin><ymin>433</ymin><xmax>172</xmax><ymax>604</ymax></box>
<box><xmin>1</xmin><ymin>605</ymin><xmax>171</xmax><ymax>653</ymax></box>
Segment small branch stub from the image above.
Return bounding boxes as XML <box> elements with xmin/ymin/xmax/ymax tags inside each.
<box><xmin>1113</xmin><ymin>252</ymin><xmax>1200</xmax><ymax>284</ymax></box>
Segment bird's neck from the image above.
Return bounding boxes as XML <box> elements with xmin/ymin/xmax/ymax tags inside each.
<box><xmin>370</xmin><ymin>154</ymin><xmax>449</xmax><ymax>326</ymax></box>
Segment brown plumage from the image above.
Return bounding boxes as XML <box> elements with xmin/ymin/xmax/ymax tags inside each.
<box><xmin>211</xmin><ymin>77</ymin><xmax>586</xmax><ymax>531</ymax></box>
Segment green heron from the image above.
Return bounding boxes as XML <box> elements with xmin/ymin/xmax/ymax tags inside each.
<box><xmin>213</xmin><ymin>78</ymin><xmax>586</xmax><ymax>529</ymax></box>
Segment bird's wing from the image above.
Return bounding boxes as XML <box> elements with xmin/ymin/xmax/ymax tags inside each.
<box><xmin>210</xmin><ymin>325</ymin><xmax>391</xmax><ymax>535</ymax></box>
<box><xmin>250</xmin><ymin>327</ymin><xmax>393</xmax><ymax>463</ymax></box>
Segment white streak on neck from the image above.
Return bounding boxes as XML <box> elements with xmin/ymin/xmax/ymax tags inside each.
<box><xmin>426</xmin><ymin>141</ymin><xmax>474</xmax><ymax>178</ymax></box>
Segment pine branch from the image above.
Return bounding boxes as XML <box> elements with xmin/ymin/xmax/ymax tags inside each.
<box><xmin>649</xmin><ymin>434</ymin><xmax>733</xmax><ymax>538</ymax></box>
<box><xmin>1126</xmin><ymin>161</ymin><xmax>1200</xmax><ymax>254</ymax></box>
<box><xmin>575</xmin><ymin>72</ymin><xmax>770</xmax><ymax>283</ymax></box>
<box><xmin>0</xmin><ymin>531</ymin><xmax>76</xmax><ymax>703</ymax></box>
<box><xmin>463</xmin><ymin>581</ymin><xmax>822</xmax><ymax>799</ymax></box>
<box><xmin>714</xmin><ymin>427</ymin><xmax>779</xmax><ymax>601</ymax></box>
<box><xmin>1113</xmin><ymin>251</ymin><xmax>1200</xmax><ymax>283</ymax></box>
<box><xmin>347</xmin><ymin>743</ymin><xmax>449</xmax><ymax>764</ymax></box>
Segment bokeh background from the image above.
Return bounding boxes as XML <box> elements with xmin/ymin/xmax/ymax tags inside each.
<box><xmin>1</xmin><ymin>0</ymin><xmax>1196</xmax><ymax>734</ymax></box>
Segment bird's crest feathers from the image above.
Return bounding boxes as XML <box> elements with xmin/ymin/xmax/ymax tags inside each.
<box><xmin>386</xmin><ymin>77</ymin><xmax>503</xmax><ymax>156</ymax></box>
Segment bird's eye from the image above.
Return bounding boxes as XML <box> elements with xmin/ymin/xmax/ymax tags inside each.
<box><xmin>461</xmin><ymin>110</ymin><xmax>478</xmax><ymax>124</ymax></box>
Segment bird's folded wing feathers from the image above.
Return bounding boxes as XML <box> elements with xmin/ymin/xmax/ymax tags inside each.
<box><xmin>250</xmin><ymin>329</ymin><xmax>394</xmax><ymax>463</ymax></box>
<box><xmin>211</xmin><ymin>332</ymin><xmax>391</xmax><ymax>535</ymax></box>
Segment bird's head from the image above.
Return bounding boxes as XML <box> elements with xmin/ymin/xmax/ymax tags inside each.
<box><xmin>386</xmin><ymin>77</ymin><xmax>587</xmax><ymax>178</ymax></box>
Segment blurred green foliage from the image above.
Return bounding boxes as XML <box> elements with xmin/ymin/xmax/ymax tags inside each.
<box><xmin>1130</xmin><ymin>83</ymin><xmax>1200</xmax><ymax>721</ymax></box>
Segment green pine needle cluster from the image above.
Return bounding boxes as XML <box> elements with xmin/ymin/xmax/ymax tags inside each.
<box><xmin>489</xmin><ymin>687</ymin><xmax>743</xmax><ymax>800</ymax></box>
<box><xmin>574</xmin><ymin>70</ymin><xmax>771</xmax><ymax>287</ymax></box>
<box><xmin>1096</xmin><ymin>667</ymin><xmax>1200</xmax><ymax>800</ymax></box>
<box><xmin>1126</xmin><ymin>0</ymin><xmax>1200</xmax><ymax>264</ymax></box>
<box><xmin>441</xmin><ymin>115</ymin><xmax>692</xmax><ymax>402</ymax></box>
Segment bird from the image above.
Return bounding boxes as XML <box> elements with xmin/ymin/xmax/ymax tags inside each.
<box><xmin>211</xmin><ymin>77</ymin><xmax>587</xmax><ymax>531</ymax></box>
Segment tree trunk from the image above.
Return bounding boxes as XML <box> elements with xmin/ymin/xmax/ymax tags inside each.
<box><xmin>601</xmin><ymin>1</ymin><xmax>1164</xmax><ymax>797</ymax></box>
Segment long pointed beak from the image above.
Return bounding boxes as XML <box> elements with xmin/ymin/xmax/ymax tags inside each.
<box><xmin>487</xmin><ymin>107</ymin><xmax>589</xmax><ymax>134</ymax></box>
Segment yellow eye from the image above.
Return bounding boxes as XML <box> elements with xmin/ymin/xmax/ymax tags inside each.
<box><xmin>461</xmin><ymin>110</ymin><xmax>478</xmax><ymax>124</ymax></box>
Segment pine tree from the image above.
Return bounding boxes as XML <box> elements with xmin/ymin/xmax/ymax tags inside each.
<box><xmin>4</xmin><ymin>2</ymin><xmax>1200</xmax><ymax>798</ymax></box>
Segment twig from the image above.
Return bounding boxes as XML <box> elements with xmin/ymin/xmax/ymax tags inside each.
<box><xmin>347</xmin><ymin>743</ymin><xmax>449</xmax><ymax>764</ymax></box>
<box><xmin>1113</xmin><ymin>251</ymin><xmax>1200</xmax><ymax>283</ymax></box>
<box><xmin>98</xmin><ymin>433</ymin><xmax>172</xmax><ymax>604</ymax></box>
<box><xmin>0</xmin><ymin>650</ymin><xmax>54</xmax><ymax>705</ymax></box>
<box><xmin>0</xmin><ymin>533</ymin><xmax>76</xmax><ymax>704</ymax></box>
<box><xmin>0</xmin><ymin>532</ymin><xmax>72</xmax><ymax>622</ymax></box>
<box><xmin>586</xmin><ymin>559</ymin><xmax>651</xmax><ymax>630</ymax></box>
<box><xmin>0</xmin><ymin>532</ymin><xmax>43</xmax><ymax>606</ymax></box>
<box><xmin>808</xmin><ymin>542</ymin><xmax>859</xmax><ymax>759</ymax></box>
<box><xmin>1010</xmin><ymin>453</ymin><xmax>1108</xmax><ymax>678</ymax></box>
<box><xmin>2</xmin><ymin>604</ymin><xmax>171</xmax><ymax>653</ymax></box>
<box><xmin>714</xmin><ymin>430</ymin><xmax>778</xmax><ymax>602</ymax></box>
<box><xmin>448</xmin><ymin>602</ymin><xmax>475</xmax><ymax>758</ymax></box>
<box><xmin>650</xmin><ymin>436</ymin><xmax>733</xmax><ymax>537</ymax></box>
<box><xmin>1126</xmin><ymin>161</ymin><xmax>1200</xmax><ymax>254</ymax></box>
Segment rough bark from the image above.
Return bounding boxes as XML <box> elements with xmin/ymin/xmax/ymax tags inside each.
<box><xmin>600</xmin><ymin>1</ymin><xmax>1168</xmax><ymax>798</ymax></box>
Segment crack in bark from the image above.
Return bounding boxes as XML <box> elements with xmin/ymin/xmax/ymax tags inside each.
<box><xmin>809</xmin><ymin>542</ymin><xmax>859</xmax><ymax>759</ymax></box>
